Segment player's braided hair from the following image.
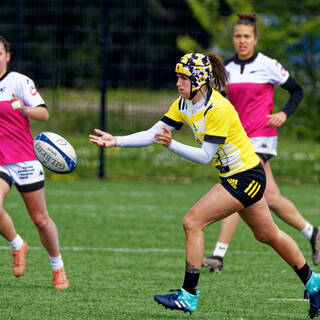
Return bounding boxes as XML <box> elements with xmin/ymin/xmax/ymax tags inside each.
<box><xmin>234</xmin><ymin>13</ymin><xmax>258</xmax><ymax>37</ymax></box>
<box><xmin>0</xmin><ymin>35</ymin><xmax>10</xmax><ymax>52</ymax></box>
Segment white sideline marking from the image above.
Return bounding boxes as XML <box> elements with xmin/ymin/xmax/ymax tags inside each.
<box><xmin>269</xmin><ymin>298</ymin><xmax>308</xmax><ymax>302</ymax></box>
<box><xmin>0</xmin><ymin>246</ymin><xmax>312</xmax><ymax>256</ymax></box>
<box><xmin>0</xmin><ymin>246</ymin><xmax>186</xmax><ymax>253</ymax></box>
<box><xmin>0</xmin><ymin>246</ymin><xmax>273</xmax><ymax>254</ymax></box>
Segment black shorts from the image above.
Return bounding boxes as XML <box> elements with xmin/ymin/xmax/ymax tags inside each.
<box><xmin>220</xmin><ymin>163</ymin><xmax>266</xmax><ymax>207</ymax></box>
<box><xmin>256</xmin><ymin>152</ymin><xmax>274</xmax><ymax>163</ymax></box>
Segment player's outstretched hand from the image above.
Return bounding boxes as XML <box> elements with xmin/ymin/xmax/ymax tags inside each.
<box><xmin>154</xmin><ymin>125</ymin><xmax>172</xmax><ymax>148</ymax></box>
<box><xmin>89</xmin><ymin>128</ymin><xmax>117</xmax><ymax>148</ymax></box>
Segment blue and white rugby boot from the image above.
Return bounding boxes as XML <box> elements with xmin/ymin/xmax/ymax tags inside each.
<box><xmin>154</xmin><ymin>288</ymin><xmax>200</xmax><ymax>314</ymax></box>
<box><xmin>305</xmin><ymin>272</ymin><xmax>320</xmax><ymax>318</ymax></box>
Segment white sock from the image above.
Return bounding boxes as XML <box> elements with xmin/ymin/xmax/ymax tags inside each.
<box><xmin>301</xmin><ymin>222</ymin><xmax>314</xmax><ymax>240</ymax></box>
<box><xmin>212</xmin><ymin>241</ymin><xmax>229</xmax><ymax>258</ymax></box>
<box><xmin>8</xmin><ymin>234</ymin><xmax>24</xmax><ymax>251</ymax></box>
<box><xmin>49</xmin><ymin>254</ymin><xmax>64</xmax><ymax>271</ymax></box>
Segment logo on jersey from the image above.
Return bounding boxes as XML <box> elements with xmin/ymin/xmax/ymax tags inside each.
<box><xmin>0</xmin><ymin>87</ymin><xmax>6</xmax><ymax>93</ymax></box>
<box><xmin>244</xmin><ymin>180</ymin><xmax>261</xmax><ymax>198</ymax></box>
<box><xmin>275</xmin><ymin>61</ymin><xmax>288</xmax><ymax>77</ymax></box>
<box><xmin>30</xmin><ymin>85</ymin><xmax>38</xmax><ymax>96</ymax></box>
<box><xmin>227</xmin><ymin>178</ymin><xmax>238</xmax><ymax>189</ymax></box>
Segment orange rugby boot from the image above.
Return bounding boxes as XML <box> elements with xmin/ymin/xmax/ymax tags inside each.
<box><xmin>52</xmin><ymin>267</ymin><xmax>70</xmax><ymax>289</ymax></box>
<box><xmin>12</xmin><ymin>240</ymin><xmax>28</xmax><ymax>277</ymax></box>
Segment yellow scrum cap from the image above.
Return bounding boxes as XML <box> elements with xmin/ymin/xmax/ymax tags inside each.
<box><xmin>175</xmin><ymin>53</ymin><xmax>213</xmax><ymax>95</ymax></box>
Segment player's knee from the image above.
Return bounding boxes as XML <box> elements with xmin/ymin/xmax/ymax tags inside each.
<box><xmin>183</xmin><ymin>209</ymin><xmax>202</xmax><ymax>232</ymax></box>
<box><xmin>31</xmin><ymin>211</ymin><xmax>50</xmax><ymax>230</ymax></box>
<box><xmin>0</xmin><ymin>206</ymin><xmax>6</xmax><ymax>218</ymax></box>
<box><xmin>264</xmin><ymin>191</ymin><xmax>281</xmax><ymax>210</ymax></box>
<box><xmin>253</xmin><ymin>229</ymin><xmax>278</xmax><ymax>244</ymax></box>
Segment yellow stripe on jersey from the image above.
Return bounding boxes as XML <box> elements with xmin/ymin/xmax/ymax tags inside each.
<box><xmin>163</xmin><ymin>89</ymin><xmax>260</xmax><ymax>177</ymax></box>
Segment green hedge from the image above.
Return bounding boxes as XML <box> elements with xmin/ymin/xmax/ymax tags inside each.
<box><xmin>30</xmin><ymin>88</ymin><xmax>320</xmax><ymax>184</ymax></box>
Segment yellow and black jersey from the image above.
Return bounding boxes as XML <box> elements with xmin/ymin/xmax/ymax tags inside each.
<box><xmin>161</xmin><ymin>88</ymin><xmax>260</xmax><ymax>178</ymax></box>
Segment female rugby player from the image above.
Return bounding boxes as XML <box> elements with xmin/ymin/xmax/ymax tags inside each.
<box><xmin>0</xmin><ymin>35</ymin><xmax>69</xmax><ymax>289</ymax></box>
<box><xmin>90</xmin><ymin>52</ymin><xmax>320</xmax><ymax>318</ymax></box>
<box><xmin>203</xmin><ymin>13</ymin><xmax>320</xmax><ymax>275</ymax></box>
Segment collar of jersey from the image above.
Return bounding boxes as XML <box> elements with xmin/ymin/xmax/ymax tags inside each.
<box><xmin>0</xmin><ymin>70</ymin><xmax>10</xmax><ymax>82</ymax></box>
<box><xmin>233</xmin><ymin>51</ymin><xmax>258</xmax><ymax>65</ymax></box>
<box><xmin>186</xmin><ymin>91</ymin><xmax>211</xmax><ymax>114</ymax></box>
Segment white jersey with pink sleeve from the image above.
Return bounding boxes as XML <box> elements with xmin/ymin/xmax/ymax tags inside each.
<box><xmin>0</xmin><ymin>71</ymin><xmax>45</xmax><ymax>165</ymax></box>
<box><xmin>225</xmin><ymin>52</ymin><xmax>289</xmax><ymax>138</ymax></box>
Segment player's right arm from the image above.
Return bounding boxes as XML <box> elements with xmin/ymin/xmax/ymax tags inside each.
<box><xmin>89</xmin><ymin>121</ymin><xmax>175</xmax><ymax>148</ymax></box>
<box><xmin>89</xmin><ymin>129</ymin><xmax>117</xmax><ymax>147</ymax></box>
<box><xmin>89</xmin><ymin>98</ymin><xmax>184</xmax><ymax>148</ymax></box>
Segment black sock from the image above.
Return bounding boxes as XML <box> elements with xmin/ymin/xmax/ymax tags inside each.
<box><xmin>311</xmin><ymin>227</ymin><xmax>318</xmax><ymax>246</ymax></box>
<box><xmin>182</xmin><ymin>271</ymin><xmax>200</xmax><ymax>295</ymax></box>
<box><xmin>294</xmin><ymin>263</ymin><xmax>312</xmax><ymax>285</ymax></box>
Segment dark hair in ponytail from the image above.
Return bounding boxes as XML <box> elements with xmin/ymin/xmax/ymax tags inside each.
<box><xmin>0</xmin><ymin>35</ymin><xmax>10</xmax><ymax>53</ymax></box>
<box><xmin>207</xmin><ymin>53</ymin><xmax>229</xmax><ymax>92</ymax></box>
<box><xmin>234</xmin><ymin>13</ymin><xmax>258</xmax><ymax>37</ymax></box>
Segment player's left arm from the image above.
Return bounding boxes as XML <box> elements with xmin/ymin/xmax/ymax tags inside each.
<box><xmin>24</xmin><ymin>104</ymin><xmax>49</xmax><ymax>121</ymax></box>
<box><xmin>266</xmin><ymin>58</ymin><xmax>303</xmax><ymax>128</ymax></box>
<box><xmin>9</xmin><ymin>93</ymin><xmax>49</xmax><ymax>121</ymax></box>
<box><xmin>266</xmin><ymin>77</ymin><xmax>303</xmax><ymax>128</ymax></box>
<box><xmin>155</xmin><ymin>125</ymin><xmax>220</xmax><ymax>164</ymax></box>
<box><xmin>280</xmin><ymin>76</ymin><xmax>304</xmax><ymax>118</ymax></box>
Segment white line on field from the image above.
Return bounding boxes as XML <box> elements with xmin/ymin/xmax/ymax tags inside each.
<box><xmin>0</xmin><ymin>246</ymin><xmax>312</xmax><ymax>256</ymax></box>
<box><xmin>0</xmin><ymin>246</ymin><xmax>186</xmax><ymax>253</ymax></box>
<box><xmin>269</xmin><ymin>298</ymin><xmax>308</xmax><ymax>302</ymax></box>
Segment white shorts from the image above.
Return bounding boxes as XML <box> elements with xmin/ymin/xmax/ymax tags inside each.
<box><xmin>250</xmin><ymin>136</ymin><xmax>278</xmax><ymax>158</ymax></box>
<box><xmin>0</xmin><ymin>160</ymin><xmax>45</xmax><ymax>192</ymax></box>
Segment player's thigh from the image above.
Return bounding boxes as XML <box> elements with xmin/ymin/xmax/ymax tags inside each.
<box><xmin>260</xmin><ymin>160</ymin><xmax>281</xmax><ymax>199</ymax></box>
<box><xmin>239</xmin><ymin>197</ymin><xmax>278</xmax><ymax>240</ymax></box>
<box><xmin>0</xmin><ymin>176</ymin><xmax>11</xmax><ymax>206</ymax></box>
<box><xmin>0</xmin><ymin>168</ymin><xmax>13</xmax><ymax>206</ymax></box>
<box><xmin>185</xmin><ymin>183</ymin><xmax>244</xmax><ymax>229</ymax></box>
<box><xmin>20</xmin><ymin>187</ymin><xmax>49</xmax><ymax>219</ymax></box>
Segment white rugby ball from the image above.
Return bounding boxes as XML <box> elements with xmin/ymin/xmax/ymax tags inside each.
<box><xmin>33</xmin><ymin>132</ymin><xmax>77</xmax><ymax>173</ymax></box>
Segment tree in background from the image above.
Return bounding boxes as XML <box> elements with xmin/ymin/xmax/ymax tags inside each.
<box><xmin>177</xmin><ymin>0</ymin><xmax>320</xmax><ymax>140</ymax></box>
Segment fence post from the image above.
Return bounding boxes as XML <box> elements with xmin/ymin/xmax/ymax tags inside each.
<box><xmin>13</xmin><ymin>0</ymin><xmax>24</xmax><ymax>71</ymax></box>
<box><xmin>99</xmin><ymin>0</ymin><xmax>109</xmax><ymax>179</ymax></box>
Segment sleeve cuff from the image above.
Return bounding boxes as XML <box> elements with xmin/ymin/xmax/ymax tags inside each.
<box><xmin>204</xmin><ymin>135</ymin><xmax>226</xmax><ymax>144</ymax></box>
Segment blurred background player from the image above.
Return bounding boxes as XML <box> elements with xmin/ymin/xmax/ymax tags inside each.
<box><xmin>0</xmin><ymin>35</ymin><xmax>69</xmax><ymax>289</ymax></box>
<box><xmin>202</xmin><ymin>13</ymin><xmax>320</xmax><ymax>274</ymax></box>
<box><xmin>89</xmin><ymin>52</ymin><xmax>320</xmax><ymax>318</ymax></box>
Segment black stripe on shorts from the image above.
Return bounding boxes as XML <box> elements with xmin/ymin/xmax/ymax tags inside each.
<box><xmin>0</xmin><ymin>171</ymin><xmax>13</xmax><ymax>188</ymax></box>
<box><xmin>16</xmin><ymin>180</ymin><xmax>44</xmax><ymax>193</ymax></box>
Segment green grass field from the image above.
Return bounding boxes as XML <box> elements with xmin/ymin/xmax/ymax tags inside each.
<box><xmin>1</xmin><ymin>179</ymin><xmax>320</xmax><ymax>319</ymax></box>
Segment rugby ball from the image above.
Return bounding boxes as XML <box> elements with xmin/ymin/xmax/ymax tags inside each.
<box><xmin>33</xmin><ymin>132</ymin><xmax>77</xmax><ymax>173</ymax></box>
